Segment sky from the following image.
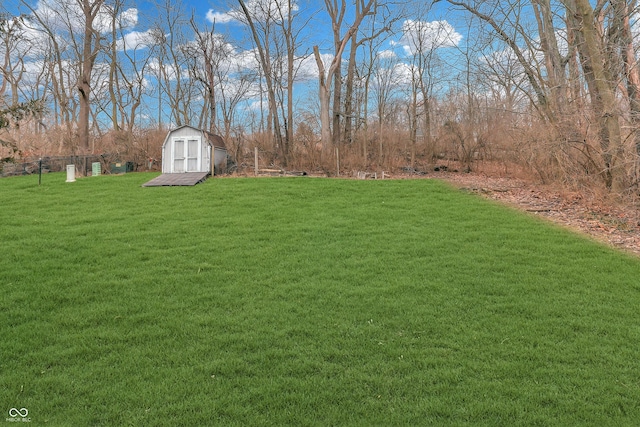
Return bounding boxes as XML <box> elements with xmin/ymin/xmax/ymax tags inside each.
<box><xmin>206</xmin><ymin>1</ymin><xmax>463</xmax><ymax>56</ymax></box>
<box><xmin>9</xmin><ymin>0</ymin><xmax>640</xmax><ymax>133</ymax></box>
<box><xmin>3</xmin><ymin>0</ymin><xmax>468</xmax><ymax>77</ymax></box>
<box><xmin>111</xmin><ymin>0</ymin><xmax>467</xmax><ymax>77</ymax></box>
<box><xmin>189</xmin><ymin>0</ymin><xmax>467</xmax><ymax>98</ymax></box>
<box><xmin>2</xmin><ymin>0</ymin><xmax>473</xmax><ymax>126</ymax></box>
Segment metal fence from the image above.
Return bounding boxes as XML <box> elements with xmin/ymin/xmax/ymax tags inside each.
<box><xmin>1</xmin><ymin>154</ymin><xmax>138</xmax><ymax>177</ymax></box>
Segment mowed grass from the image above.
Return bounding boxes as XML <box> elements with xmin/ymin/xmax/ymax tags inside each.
<box><xmin>2</xmin><ymin>172</ymin><xmax>640</xmax><ymax>426</ymax></box>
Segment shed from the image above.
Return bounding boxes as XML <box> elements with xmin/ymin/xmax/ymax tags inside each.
<box><xmin>160</xmin><ymin>125</ymin><xmax>227</xmax><ymax>175</ymax></box>
<box><xmin>143</xmin><ymin>126</ymin><xmax>228</xmax><ymax>187</ymax></box>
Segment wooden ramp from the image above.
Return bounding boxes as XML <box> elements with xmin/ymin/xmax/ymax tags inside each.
<box><xmin>142</xmin><ymin>172</ymin><xmax>209</xmax><ymax>187</ymax></box>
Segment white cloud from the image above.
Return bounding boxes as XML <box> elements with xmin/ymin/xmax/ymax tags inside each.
<box><xmin>399</xmin><ymin>19</ymin><xmax>462</xmax><ymax>55</ymax></box>
<box><xmin>377</xmin><ymin>49</ymin><xmax>397</xmax><ymax>59</ymax></box>
<box><xmin>234</xmin><ymin>48</ymin><xmax>261</xmax><ymax>70</ymax></box>
<box><xmin>0</xmin><ymin>17</ymin><xmax>44</xmax><ymax>58</ymax></box>
<box><xmin>207</xmin><ymin>0</ymin><xmax>299</xmax><ymax>25</ymax></box>
<box><xmin>148</xmin><ymin>58</ymin><xmax>179</xmax><ymax>81</ymax></box>
<box><xmin>371</xmin><ymin>61</ymin><xmax>415</xmax><ymax>91</ymax></box>
<box><xmin>305</xmin><ymin>52</ymin><xmax>335</xmax><ymax>81</ymax></box>
<box><xmin>117</xmin><ymin>8</ymin><xmax>138</xmax><ymax>30</ymax></box>
<box><xmin>30</xmin><ymin>0</ymin><xmax>72</xmax><ymax>31</ymax></box>
<box><xmin>293</xmin><ymin>54</ymin><xmax>325</xmax><ymax>81</ymax></box>
<box><xmin>246</xmin><ymin>99</ymin><xmax>265</xmax><ymax>111</ymax></box>
<box><xmin>206</xmin><ymin>10</ymin><xmax>238</xmax><ymax>24</ymax></box>
<box><xmin>95</xmin><ymin>6</ymin><xmax>139</xmax><ymax>34</ymax></box>
<box><xmin>391</xmin><ymin>62</ymin><xmax>414</xmax><ymax>87</ymax></box>
<box><xmin>117</xmin><ymin>29</ymin><xmax>156</xmax><ymax>51</ymax></box>
<box><xmin>30</xmin><ymin>0</ymin><xmax>138</xmax><ymax>35</ymax></box>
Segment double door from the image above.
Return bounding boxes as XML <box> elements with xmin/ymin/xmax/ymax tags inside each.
<box><xmin>172</xmin><ymin>137</ymin><xmax>201</xmax><ymax>173</ymax></box>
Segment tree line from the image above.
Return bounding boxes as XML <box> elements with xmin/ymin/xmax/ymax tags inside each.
<box><xmin>1</xmin><ymin>0</ymin><xmax>640</xmax><ymax>193</ymax></box>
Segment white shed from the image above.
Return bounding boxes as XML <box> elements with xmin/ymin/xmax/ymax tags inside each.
<box><xmin>160</xmin><ymin>125</ymin><xmax>227</xmax><ymax>175</ymax></box>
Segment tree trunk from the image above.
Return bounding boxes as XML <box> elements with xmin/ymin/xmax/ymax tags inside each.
<box><xmin>611</xmin><ymin>0</ymin><xmax>640</xmax><ymax>161</ymax></box>
<box><xmin>78</xmin><ymin>0</ymin><xmax>104</xmax><ymax>152</ymax></box>
<box><xmin>332</xmin><ymin>60</ymin><xmax>342</xmax><ymax>148</ymax></box>
<box><xmin>568</xmin><ymin>0</ymin><xmax>625</xmax><ymax>191</ymax></box>
<box><xmin>343</xmin><ymin>35</ymin><xmax>358</xmax><ymax>146</ymax></box>
<box><xmin>533</xmin><ymin>0</ymin><xmax>566</xmax><ymax>113</ymax></box>
<box><xmin>284</xmin><ymin>0</ymin><xmax>295</xmax><ymax>166</ymax></box>
<box><xmin>108</xmin><ymin>7</ymin><xmax>120</xmax><ymax>132</ymax></box>
<box><xmin>237</xmin><ymin>0</ymin><xmax>284</xmax><ymax>160</ymax></box>
<box><xmin>409</xmin><ymin>88</ymin><xmax>417</xmax><ymax>167</ymax></box>
<box><xmin>314</xmin><ymin>46</ymin><xmax>332</xmax><ymax>157</ymax></box>
<box><xmin>315</xmin><ymin>0</ymin><xmax>375</xmax><ymax>155</ymax></box>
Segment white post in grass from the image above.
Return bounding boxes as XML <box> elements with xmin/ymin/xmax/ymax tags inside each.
<box><xmin>66</xmin><ymin>164</ymin><xmax>76</xmax><ymax>182</ymax></box>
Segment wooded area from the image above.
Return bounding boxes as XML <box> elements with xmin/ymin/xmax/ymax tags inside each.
<box><xmin>2</xmin><ymin>0</ymin><xmax>640</xmax><ymax>195</ymax></box>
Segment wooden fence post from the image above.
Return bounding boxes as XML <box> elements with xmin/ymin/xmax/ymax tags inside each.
<box><xmin>255</xmin><ymin>147</ymin><xmax>259</xmax><ymax>176</ymax></box>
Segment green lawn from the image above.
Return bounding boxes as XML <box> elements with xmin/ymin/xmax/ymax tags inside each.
<box><xmin>2</xmin><ymin>172</ymin><xmax>640</xmax><ymax>426</ymax></box>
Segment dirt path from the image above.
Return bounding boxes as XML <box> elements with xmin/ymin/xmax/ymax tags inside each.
<box><xmin>434</xmin><ymin>173</ymin><xmax>640</xmax><ymax>258</ymax></box>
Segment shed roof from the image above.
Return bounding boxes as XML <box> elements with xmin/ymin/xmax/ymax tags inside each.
<box><xmin>168</xmin><ymin>125</ymin><xmax>226</xmax><ymax>150</ymax></box>
<box><xmin>204</xmin><ymin>131</ymin><xmax>226</xmax><ymax>150</ymax></box>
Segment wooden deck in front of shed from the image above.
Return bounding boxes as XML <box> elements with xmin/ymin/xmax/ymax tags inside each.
<box><xmin>142</xmin><ymin>172</ymin><xmax>209</xmax><ymax>187</ymax></box>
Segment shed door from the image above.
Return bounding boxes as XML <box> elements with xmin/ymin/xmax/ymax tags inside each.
<box><xmin>172</xmin><ymin>137</ymin><xmax>201</xmax><ymax>173</ymax></box>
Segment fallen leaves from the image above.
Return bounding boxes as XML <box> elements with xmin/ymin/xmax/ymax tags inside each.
<box><xmin>439</xmin><ymin>173</ymin><xmax>640</xmax><ymax>257</ymax></box>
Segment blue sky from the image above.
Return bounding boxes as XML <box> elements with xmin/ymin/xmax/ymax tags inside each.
<box><xmin>122</xmin><ymin>0</ymin><xmax>466</xmax><ymax>61</ymax></box>
<box><xmin>2</xmin><ymin>0</ymin><xmax>471</xmax><ymax>127</ymax></box>
<box><xmin>124</xmin><ymin>0</ymin><xmax>467</xmax><ymax>112</ymax></box>
<box><xmin>5</xmin><ymin>0</ymin><xmax>467</xmax><ymax>82</ymax></box>
<box><xmin>187</xmin><ymin>1</ymin><xmax>467</xmax><ymax>88</ymax></box>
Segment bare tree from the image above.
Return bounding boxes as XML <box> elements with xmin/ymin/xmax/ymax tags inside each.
<box><xmin>148</xmin><ymin>0</ymin><xmax>199</xmax><ymax>128</ymax></box>
<box><xmin>402</xmin><ymin>12</ymin><xmax>453</xmax><ymax>165</ymax></box>
<box><xmin>444</xmin><ymin>0</ymin><xmax>631</xmax><ymax>190</ymax></box>
<box><xmin>25</xmin><ymin>0</ymin><xmax>105</xmax><ymax>151</ymax></box>
<box><xmin>21</xmin><ymin>0</ymin><xmax>72</xmax><ymax>147</ymax></box>
<box><xmin>343</xmin><ymin>1</ymin><xmax>396</xmax><ymax>147</ymax></box>
<box><xmin>120</xmin><ymin>38</ymin><xmax>153</xmax><ymax>133</ymax></box>
<box><xmin>608</xmin><ymin>0</ymin><xmax>640</xmax><ymax>176</ymax></box>
<box><xmin>237</xmin><ymin>0</ymin><xmax>286</xmax><ymax>164</ymax></box>
<box><xmin>313</xmin><ymin>0</ymin><xmax>375</xmax><ymax>153</ymax></box>
<box><xmin>564</xmin><ymin>0</ymin><xmax>625</xmax><ymax>190</ymax></box>
<box><xmin>189</xmin><ymin>16</ymin><xmax>223</xmax><ymax>135</ymax></box>
<box><xmin>444</xmin><ymin>1</ymin><xmax>552</xmax><ymax>121</ymax></box>
<box><xmin>355</xmin><ymin>19</ymin><xmax>387</xmax><ymax>163</ymax></box>
<box><xmin>147</xmin><ymin>25</ymin><xmax>167</xmax><ymax>128</ymax></box>
<box><xmin>217</xmin><ymin>65</ymin><xmax>254</xmax><ymax>158</ymax></box>
<box><xmin>370</xmin><ymin>51</ymin><xmax>401</xmax><ymax>165</ymax></box>
<box><xmin>0</xmin><ymin>15</ymin><xmax>30</xmax><ymax>107</ymax></box>
<box><xmin>532</xmin><ymin>0</ymin><xmax>567</xmax><ymax>121</ymax></box>
<box><xmin>76</xmin><ymin>0</ymin><xmax>105</xmax><ymax>150</ymax></box>
<box><xmin>233</xmin><ymin>0</ymin><xmax>308</xmax><ymax>166</ymax></box>
<box><xmin>273</xmin><ymin>0</ymin><xmax>311</xmax><ymax>165</ymax></box>
<box><xmin>104</xmin><ymin>1</ymin><xmax>120</xmax><ymax>131</ymax></box>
